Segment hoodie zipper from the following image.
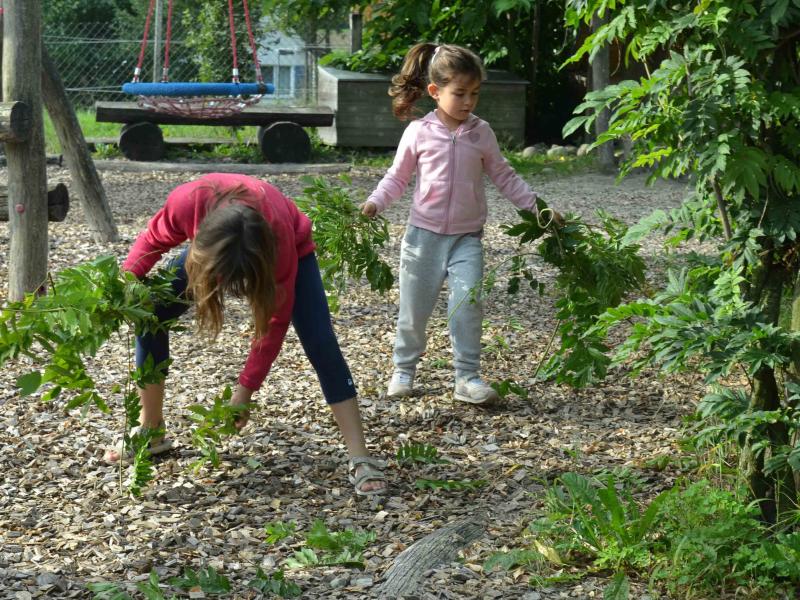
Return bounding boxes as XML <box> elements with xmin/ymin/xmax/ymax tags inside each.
<box><xmin>444</xmin><ymin>126</ymin><xmax>460</xmax><ymax>233</ymax></box>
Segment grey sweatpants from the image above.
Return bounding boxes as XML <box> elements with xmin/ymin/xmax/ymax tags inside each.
<box><xmin>393</xmin><ymin>225</ymin><xmax>484</xmax><ymax>379</ymax></box>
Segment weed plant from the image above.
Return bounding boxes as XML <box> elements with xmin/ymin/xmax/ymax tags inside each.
<box><xmin>485</xmin><ymin>473</ymin><xmax>800</xmax><ymax>599</ymax></box>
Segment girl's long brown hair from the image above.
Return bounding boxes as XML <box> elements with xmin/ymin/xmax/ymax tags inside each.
<box><xmin>185</xmin><ymin>184</ymin><xmax>277</xmax><ymax>340</ymax></box>
<box><xmin>389</xmin><ymin>42</ymin><xmax>486</xmax><ymax>121</ymax></box>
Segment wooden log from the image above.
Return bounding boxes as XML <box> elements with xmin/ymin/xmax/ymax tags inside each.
<box><xmin>118</xmin><ymin>121</ymin><xmax>165</xmax><ymax>161</ymax></box>
<box><xmin>4</xmin><ymin>0</ymin><xmax>49</xmax><ymax>301</ymax></box>
<box><xmin>258</xmin><ymin>121</ymin><xmax>311</xmax><ymax>163</ymax></box>
<box><xmin>0</xmin><ymin>183</ymin><xmax>68</xmax><ymax>222</ymax></box>
<box><xmin>378</xmin><ymin>519</ymin><xmax>485</xmax><ymax>598</ymax></box>
<box><xmin>0</xmin><ymin>100</ymin><xmax>31</xmax><ymax>142</ymax></box>
<box><xmin>85</xmin><ymin>135</ymin><xmax>247</xmax><ymax>149</ymax></box>
<box><xmin>92</xmin><ymin>160</ymin><xmax>349</xmax><ymax>175</ymax></box>
<box><xmin>95</xmin><ymin>101</ymin><xmax>334</xmax><ymax>128</ymax></box>
<box><xmin>41</xmin><ymin>45</ymin><xmax>118</xmax><ymax>242</ymax></box>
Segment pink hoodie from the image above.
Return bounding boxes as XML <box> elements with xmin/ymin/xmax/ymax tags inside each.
<box><xmin>123</xmin><ymin>173</ymin><xmax>315</xmax><ymax>391</ymax></box>
<box><xmin>367</xmin><ymin>111</ymin><xmax>538</xmax><ymax>234</ymax></box>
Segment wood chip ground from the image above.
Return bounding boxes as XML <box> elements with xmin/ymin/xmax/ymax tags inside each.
<box><xmin>0</xmin><ymin>164</ymin><xmax>696</xmax><ymax>599</ymax></box>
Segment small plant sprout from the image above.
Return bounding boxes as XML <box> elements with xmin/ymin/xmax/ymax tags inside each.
<box><xmin>396</xmin><ymin>441</ymin><xmax>450</xmax><ymax>465</ymax></box>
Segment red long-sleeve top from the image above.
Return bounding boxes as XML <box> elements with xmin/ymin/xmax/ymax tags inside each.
<box><xmin>123</xmin><ymin>173</ymin><xmax>315</xmax><ymax>390</ymax></box>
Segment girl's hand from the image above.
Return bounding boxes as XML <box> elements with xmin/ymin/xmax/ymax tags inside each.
<box><xmin>361</xmin><ymin>201</ymin><xmax>378</xmax><ymax>218</ymax></box>
<box><xmin>232</xmin><ymin>384</ymin><xmax>255</xmax><ymax>431</ymax></box>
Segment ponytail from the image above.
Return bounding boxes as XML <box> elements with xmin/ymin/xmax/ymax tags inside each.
<box><xmin>389</xmin><ymin>42</ymin><xmax>438</xmax><ymax>121</ymax></box>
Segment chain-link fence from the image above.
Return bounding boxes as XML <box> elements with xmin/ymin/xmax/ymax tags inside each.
<box><xmin>44</xmin><ymin>22</ymin><xmax>343</xmax><ymax>109</ymax></box>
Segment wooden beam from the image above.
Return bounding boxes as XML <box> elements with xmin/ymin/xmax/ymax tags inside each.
<box><xmin>94</xmin><ymin>101</ymin><xmax>334</xmax><ymax>128</ymax></box>
<box><xmin>4</xmin><ymin>0</ymin><xmax>48</xmax><ymax>301</ymax></box>
<box><xmin>0</xmin><ymin>183</ymin><xmax>68</xmax><ymax>222</ymax></box>
<box><xmin>0</xmin><ymin>100</ymin><xmax>31</xmax><ymax>142</ymax></box>
<box><xmin>41</xmin><ymin>45</ymin><xmax>119</xmax><ymax>242</ymax></box>
<box><xmin>92</xmin><ymin>160</ymin><xmax>350</xmax><ymax>175</ymax></box>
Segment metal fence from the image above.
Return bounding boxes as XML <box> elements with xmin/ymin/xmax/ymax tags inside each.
<box><xmin>44</xmin><ymin>22</ymin><xmax>342</xmax><ymax>109</ymax></box>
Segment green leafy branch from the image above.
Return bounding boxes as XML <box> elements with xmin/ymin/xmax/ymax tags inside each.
<box><xmin>294</xmin><ymin>173</ymin><xmax>394</xmax><ymax>312</ymax></box>
<box><xmin>0</xmin><ymin>256</ymin><xmax>183</xmax><ymax>496</ymax></box>
<box><xmin>265</xmin><ymin>519</ymin><xmax>376</xmax><ymax>570</ymax></box>
<box><xmin>188</xmin><ymin>385</ymin><xmax>250</xmax><ymax>471</ymax></box>
<box><xmin>502</xmin><ymin>207</ymin><xmax>647</xmax><ymax>387</ymax></box>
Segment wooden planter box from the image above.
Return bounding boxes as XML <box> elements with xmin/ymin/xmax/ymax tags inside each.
<box><xmin>317</xmin><ymin>65</ymin><xmax>528</xmax><ymax>148</ymax></box>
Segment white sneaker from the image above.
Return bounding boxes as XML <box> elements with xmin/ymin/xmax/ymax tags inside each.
<box><xmin>387</xmin><ymin>371</ymin><xmax>415</xmax><ymax>398</ymax></box>
<box><xmin>454</xmin><ymin>376</ymin><xmax>499</xmax><ymax>405</ymax></box>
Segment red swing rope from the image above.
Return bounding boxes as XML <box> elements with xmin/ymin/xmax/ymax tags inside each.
<box><xmin>242</xmin><ymin>0</ymin><xmax>265</xmax><ymax>85</ymax></box>
<box><xmin>227</xmin><ymin>0</ymin><xmax>241</xmax><ymax>83</ymax></box>
<box><xmin>132</xmin><ymin>0</ymin><xmax>262</xmax><ymax>85</ymax></box>
<box><xmin>132</xmin><ymin>0</ymin><xmax>157</xmax><ymax>83</ymax></box>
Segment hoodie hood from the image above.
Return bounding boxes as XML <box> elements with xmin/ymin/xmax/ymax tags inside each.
<box><xmin>420</xmin><ymin>110</ymin><xmax>482</xmax><ymax>133</ymax></box>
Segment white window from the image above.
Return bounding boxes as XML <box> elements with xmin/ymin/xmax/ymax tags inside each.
<box><xmin>260</xmin><ymin>64</ymin><xmax>294</xmax><ymax>98</ymax></box>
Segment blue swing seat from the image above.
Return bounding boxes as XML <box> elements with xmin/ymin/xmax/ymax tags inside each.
<box><xmin>122</xmin><ymin>81</ymin><xmax>274</xmax><ymax>96</ymax></box>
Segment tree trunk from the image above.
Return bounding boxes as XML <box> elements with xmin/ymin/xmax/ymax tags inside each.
<box><xmin>742</xmin><ymin>265</ymin><xmax>797</xmax><ymax>523</ymax></box>
<box><xmin>525</xmin><ymin>0</ymin><xmax>541</xmax><ymax>144</ymax></box>
<box><xmin>590</xmin><ymin>14</ymin><xmax>615</xmax><ymax>172</ymax></box>
<box><xmin>790</xmin><ymin>271</ymin><xmax>800</xmax><ymax>379</ymax></box>
<box><xmin>4</xmin><ymin>0</ymin><xmax>48</xmax><ymax>301</ymax></box>
<box><xmin>41</xmin><ymin>46</ymin><xmax>118</xmax><ymax>242</ymax></box>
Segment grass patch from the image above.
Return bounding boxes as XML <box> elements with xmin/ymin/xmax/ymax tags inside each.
<box><xmin>506</xmin><ymin>151</ymin><xmax>596</xmax><ymax>178</ymax></box>
<box><xmin>44</xmin><ymin>109</ymin><xmax>593</xmax><ymax>174</ymax></box>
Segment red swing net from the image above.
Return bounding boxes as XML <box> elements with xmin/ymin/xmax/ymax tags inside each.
<box><xmin>129</xmin><ymin>0</ymin><xmax>267</xmax><ymax>118</ymax></box>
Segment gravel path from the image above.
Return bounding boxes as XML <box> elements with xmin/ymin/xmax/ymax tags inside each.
<box><xmin>0</xmin><ymin>163</ymin><xmax>694</xmax><ymax>599</ymax></box>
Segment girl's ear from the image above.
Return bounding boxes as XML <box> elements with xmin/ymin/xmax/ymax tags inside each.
<box><xmin>427</xmin><ymin>82</ymin><xmax>439</xmax><ymax>100</ymax></box>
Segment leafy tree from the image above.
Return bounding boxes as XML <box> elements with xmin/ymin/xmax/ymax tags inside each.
<box><xmin>259</xmin><ymin>0</ymin><xmax>350</xmax><ymax>45</ymax></box>
<box><xmin>42</xmin><ymin>0</ymin><xmax>137</xmax><ymax>107</ymax></box>
<box><xmin>180</xmin><ymin>0</ymin><xmax>264</xmax><ymax>84</ymax></box>
<box><xmin>265</xmin><ymin>0</ymin><xmax>577</xmax><ymax>143</ymax></box>
<box><xmin>42</xmin><ymin>0</ymin><xmax>133</xmax><ymax>30</ymax></box>
<box><xmin>558</xmin><ymin>0</ymin><xmax>800</xmax><ymax>525</ymax></box>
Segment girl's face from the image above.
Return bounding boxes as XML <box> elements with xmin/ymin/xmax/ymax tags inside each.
<box><xmin>428</xmin><ymin>74</ymin><xmax>481</xmax><ymax>131</ymax></box>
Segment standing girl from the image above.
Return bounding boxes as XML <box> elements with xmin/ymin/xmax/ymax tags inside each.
<box><xmin>362</xmin><ymin>43</ymin><xmax>560</xmax><ymax>405</ymax></box>
<box><xmin>108</xmin><ymin>173</ymin><xmax>387</xmax><ymax>496</ymax></box>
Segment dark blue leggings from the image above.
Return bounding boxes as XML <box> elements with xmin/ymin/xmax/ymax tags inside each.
<box><xmin>136</xmin><ymin>249</ymin><xmax>357</xmax><ymax>404</ymax></box>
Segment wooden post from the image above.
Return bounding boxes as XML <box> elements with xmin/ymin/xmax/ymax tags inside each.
<box><xmin>591</xmin><ymin>13</ymin><xmax>615</xmax><ymax>172</ymax></box>
<box><xmin>349</xmin><ymin>11</ymin><xmax>362</xmax><ymax>54</ymax></box>
<box><xmin>4</xmin><ymin>0</ymin><xmax>49</xmax><ymax>301</ymax></box>
<box><xmin>41</xmin><ymin>46</ymin><xmax>119</xmax><ymax>242</ymax></box>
